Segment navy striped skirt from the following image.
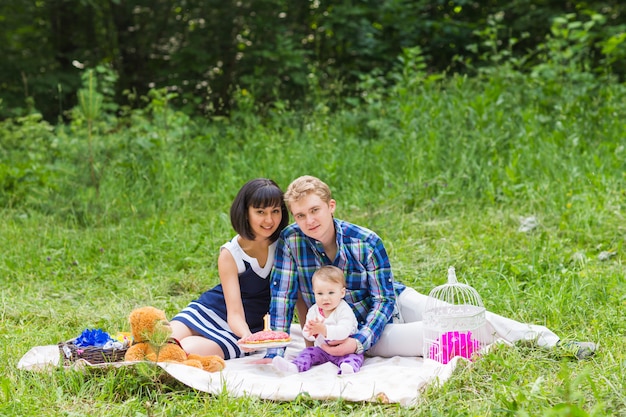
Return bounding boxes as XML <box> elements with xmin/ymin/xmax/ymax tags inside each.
<box><xmin>171</xmin><ymin>302</ymin><xmax>245</xmax><ymax>360</ymax></box>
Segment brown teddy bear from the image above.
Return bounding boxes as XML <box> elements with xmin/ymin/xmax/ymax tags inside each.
<box><xmin>124</xmin><ymin>306</ymin><xmax>225</xmax><ymax>372</ymax></box>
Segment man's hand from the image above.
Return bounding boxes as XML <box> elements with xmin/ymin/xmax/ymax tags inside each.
<box><xmin>320</xmin><ymin>337</ymin><xmax>357</xmax><ymax>356</ymax></box>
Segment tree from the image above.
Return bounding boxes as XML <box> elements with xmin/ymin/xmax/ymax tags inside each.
<box><xmin>1</xmin><ymin>0</ymin><xmax>624</xmax><ymax>121</ymax></box>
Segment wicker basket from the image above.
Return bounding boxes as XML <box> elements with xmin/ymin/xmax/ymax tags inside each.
<box><xmin>58</xmin><ymin>340</ymin><xmax>129</xmax><ymax>365</ymax></box>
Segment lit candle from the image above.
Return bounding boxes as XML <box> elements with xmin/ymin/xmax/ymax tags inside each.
<box><xmin>263</xmin><ymin>313</ymin><xmax>270</xmax><ymax>331</ymax></box>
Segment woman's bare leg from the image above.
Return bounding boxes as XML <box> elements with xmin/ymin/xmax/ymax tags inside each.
<box><xmin>170</xmin><ymin>320</ymin><xmax>225</xmax><ymax>358</ymax></box>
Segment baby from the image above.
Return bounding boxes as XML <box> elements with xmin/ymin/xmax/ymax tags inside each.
<box><xmin>272</xmin><ymin>265</ymin><xmax>364</xmax><ymax>374</ymax></box>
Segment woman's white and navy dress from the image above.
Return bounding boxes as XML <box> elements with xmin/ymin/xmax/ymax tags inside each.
<box><xmin>171</xmin><ymin>236</ymin><xmax>275</xmax><ymax>359</ymax></box>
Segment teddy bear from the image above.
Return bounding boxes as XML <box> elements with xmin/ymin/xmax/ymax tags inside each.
<box><xmin>124</xmin><ymin>306</ymin><xmax>225</xmax><ymax>372</ymax></box>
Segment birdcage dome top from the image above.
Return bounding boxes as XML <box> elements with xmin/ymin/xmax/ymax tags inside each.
<box><xmin>424</xmin><ymin>266</ymin><xmax>485</xmax><ymax>321</ymax></box>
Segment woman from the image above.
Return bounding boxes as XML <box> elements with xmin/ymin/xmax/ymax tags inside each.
<box><xmin>170</xmin><ymin>178</ymin><xmax>288</xmax><ymax>359</ymax></box>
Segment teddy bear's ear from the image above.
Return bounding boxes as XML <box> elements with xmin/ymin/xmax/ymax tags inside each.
<box><xmin>129</xmin><ymin>308</ymin><xmax>145</xmax><ymax>322</ymax></box>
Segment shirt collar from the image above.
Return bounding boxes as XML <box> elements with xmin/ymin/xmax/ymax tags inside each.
<box><xmin>303</xmin><ymin>218</ymin><xmax>344</xmax><ymax>264</ymax></box>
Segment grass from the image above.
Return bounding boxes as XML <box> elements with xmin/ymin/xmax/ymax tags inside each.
<box><xmin>1</xmin><ymin>68</ymin><xmax>625</xmax><ymax>415</ymax></box>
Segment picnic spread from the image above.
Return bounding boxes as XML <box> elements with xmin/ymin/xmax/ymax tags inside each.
<box><xmin>18</xmin><ymin>324</ymin><xmax>484</xmax><ymax>406</ymax></box>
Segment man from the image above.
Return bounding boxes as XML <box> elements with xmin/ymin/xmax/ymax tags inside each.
<box><xmin>266</xmin><ymin>175</ymin><xmax>595</xmax><ymax>360</ymax></box>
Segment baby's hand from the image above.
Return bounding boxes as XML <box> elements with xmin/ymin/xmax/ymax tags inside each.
<box><xmin>305</xmin><ymin>318</ymin><xmax>326</xmax><ymax>338</ymax></box>
<box><xmin>303</xmin><ymin>319</ymin><xmax>316</xmax><ymax>336</ymax></box>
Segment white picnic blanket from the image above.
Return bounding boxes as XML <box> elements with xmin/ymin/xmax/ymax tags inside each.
<box><xmin>18</xmin><ymin>325</ymin><xmax>468</xmax><ymax>406</ymax></box>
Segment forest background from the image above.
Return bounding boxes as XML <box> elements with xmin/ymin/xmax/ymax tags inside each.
<box><xmin>1</xmin><ymin>1</ymin><xmax>625</xmax><ymax>416</ymax></box>
<box><xmin>2</xmin><ymin>0</ymin><xmax>626</xmax><ymax>121</ymax></box>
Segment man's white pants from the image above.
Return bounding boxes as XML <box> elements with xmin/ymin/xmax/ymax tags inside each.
<box><xmin>367</xmin><ymin>287</ymin><xmax>560</xmax><ymax>357</ymax></box>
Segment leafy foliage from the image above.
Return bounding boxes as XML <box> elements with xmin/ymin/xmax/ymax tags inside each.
<box><xmin>1</xmin><ymin>1</ymin><xmax>625</xmax><ymax>120</ymax></box>
<box><xmin>0</xmin><ymin>114</ymin><xmax>59</xmax><ymax>207</ymax></box>
<box><xmin>2</xmin><ymin>25</ymin><xmax>626</xmax><ymax>220</ymax></box>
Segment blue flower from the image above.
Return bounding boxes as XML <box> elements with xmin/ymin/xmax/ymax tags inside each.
<box><xmin>74</xmin><ymin>328</ymin><xmax>114</xmax><ymax>347</ymax></box>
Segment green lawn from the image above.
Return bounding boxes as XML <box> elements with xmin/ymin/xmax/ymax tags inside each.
<box><xmin>1</xmin><ymin>69</ymin><xmax>624</xmax><ymax>416</ymax></box>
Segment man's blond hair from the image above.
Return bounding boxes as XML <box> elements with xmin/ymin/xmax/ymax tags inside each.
<box><xmin>284</xmin><ymin>175</ymin><xmax>332</xmax><ymax>209</ymax></box>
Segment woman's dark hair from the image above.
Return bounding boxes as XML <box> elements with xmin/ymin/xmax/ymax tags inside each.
<box><xmin>230</xmin><ymin>178</ymin><xmax>289</xmax><ymax>241</ymax></box>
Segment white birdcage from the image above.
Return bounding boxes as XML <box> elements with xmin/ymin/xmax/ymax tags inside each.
<box><xmin>423</xmin><ymin>266</ymin><xmax>487</xmax><ymax>364</ymax></box>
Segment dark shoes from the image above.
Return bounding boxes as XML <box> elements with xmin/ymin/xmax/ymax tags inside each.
<box><xmin>556</xmin><ymin>341</ymin><xmax>597</xmax><ymax>360</ymax></box>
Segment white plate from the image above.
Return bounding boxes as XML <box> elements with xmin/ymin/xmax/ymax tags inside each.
<box><xmin>238</xmin><ymin>341</ymin><xmax>292</xmax><ymax>350</ymax></box>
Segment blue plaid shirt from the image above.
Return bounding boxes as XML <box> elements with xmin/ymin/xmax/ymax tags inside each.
<box><xmin>268</xmin><ymin>218</ymin><xmax>406</xmax><ymax>356</ymax></box>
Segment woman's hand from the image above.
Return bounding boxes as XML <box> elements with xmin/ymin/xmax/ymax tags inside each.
<box><xmin>236</xmin><ymin>334</ymin><xmax>260</xmax><ymax>353</ymax></box>
<box><xmin>237</xmin><ymin>345</ymin><xmax>259</xmax><ymax>353</ymax></box>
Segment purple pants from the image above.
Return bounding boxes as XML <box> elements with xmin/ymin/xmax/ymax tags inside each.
<box><xmin>292</xmin><ymin>346</ymin><xmax>364</xmax><ymax>374</ymax></box>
